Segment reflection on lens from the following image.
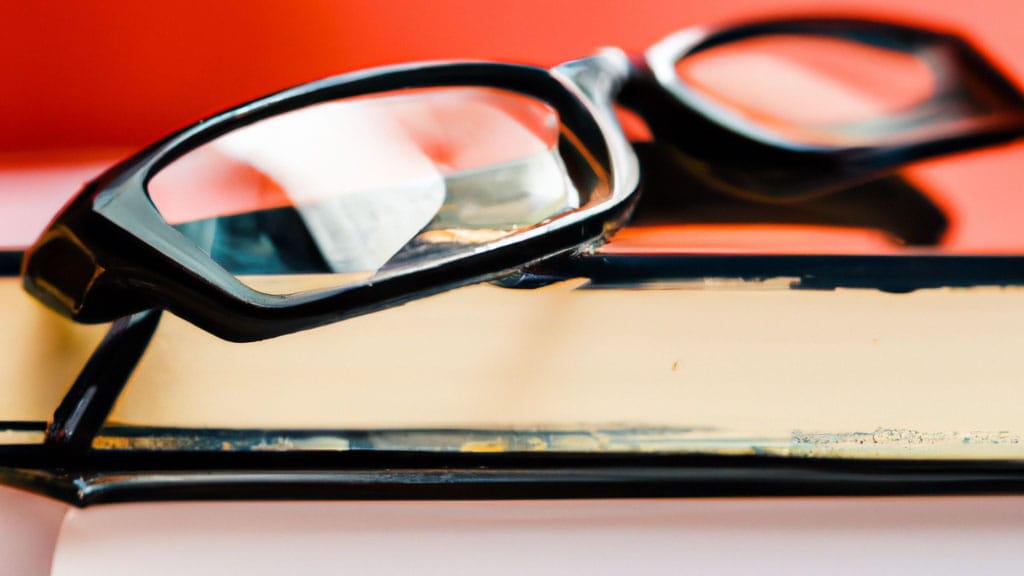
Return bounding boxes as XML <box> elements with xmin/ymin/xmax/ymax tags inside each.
<box><xmin>148</xmin><ymin>87</ymin><xmax>603</xmax><ymax>294</ymax></box>
<box><xmin>676</xmin><ymin>35</ymin><xmax>937</xmax><ymax>145</ymax></box>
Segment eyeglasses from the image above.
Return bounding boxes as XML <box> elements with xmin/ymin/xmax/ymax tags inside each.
<box><xmin>22</xmin><ymin>16</ymin><xmax>1024</xmax><ymax>344</ymax></box>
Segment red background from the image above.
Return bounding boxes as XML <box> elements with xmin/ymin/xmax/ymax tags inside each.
<box><xmin>5</xmin><ymin>0</ymin><xmax>1023</xmax><ymax>152</ymax></box>
<box><xmin>3</xmin><ymin>0</ymin><xmax>1024</xmax><ymax>252</ymax></box>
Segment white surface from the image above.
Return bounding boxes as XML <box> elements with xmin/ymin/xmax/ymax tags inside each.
<box><xmin>49</xmin><ymin>496</ymin><xmax>1024</xmax><ymax>575</ymax></box>
<box><xmin>0</xmin><ymin>484</ymin><xmax>69</xmax><ymax>576</ymax></box>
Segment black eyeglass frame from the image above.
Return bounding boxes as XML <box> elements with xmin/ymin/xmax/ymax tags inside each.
<box><xmin>623</xmin><ymin>17</ymin><xmax>1024</xmax><ymax>199</ymax></box>
<box><xmin>21</xmin><ymin>16</ymin><xmax>1024</xmax><ymax>343</ymax></box>
<box><xmin>6</xmin><ymin>15</ymin><xmax>1024</xmax><ymax>506</ymax></box>
<box><xmin>22</xmin><ymin>56</ymin><xmax>640</xmax><ymax>342</ymax></box>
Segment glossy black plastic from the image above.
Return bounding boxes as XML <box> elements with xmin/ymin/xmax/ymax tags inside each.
<box><xmin>21</xmin><ymin>17</ymin><xmax>1024</xmax><ymax>343</ymax></box>
<box><xmin>2</xmin><ymin>448</ymin><xmax>1024</xmax><ymax>507</ymax></box>
<box><xmin>45</xmin><ymin>310</ymin><xmax>162</xmax><ymax>454</ymax></box>
<box><xmin>23</xmin><ymin>59</ymin><xmax>639</xmax><ymax>342</ymax></box>
<box><xmin>624</xmin><ymin>17</ymin><xmax>1024</xmax><ymax>199</ymax></box>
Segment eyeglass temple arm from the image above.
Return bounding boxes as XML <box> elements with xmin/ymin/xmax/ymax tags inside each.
<box><xmin>45</xmin><ymin>309</ymin><xmax>162</xmax><ymax>456</ymax></box>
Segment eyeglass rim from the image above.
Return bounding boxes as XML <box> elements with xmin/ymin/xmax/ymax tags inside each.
<box><xmin>636</xmin><ymin>15</ymin><xmax>1024</xmax><ymax>200</ymax></box>
<box><xmin>22</xmin><ymin>59</ymin><xmax>641</xmax><ymax>342</ymax></box>
<box><xmin>25</xmin><ymin>15</ymin><xmax>1024</xmax><ymax>341</ymax></box>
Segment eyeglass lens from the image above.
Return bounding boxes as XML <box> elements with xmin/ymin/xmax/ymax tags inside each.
<box><xmin>147</xmin><ymin>87</ymin><xmax>606</xmax><ymax>295</ymax></box>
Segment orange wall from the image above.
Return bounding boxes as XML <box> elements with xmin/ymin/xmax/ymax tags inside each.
<box><xmin>4</xmin><ymin>0</ymin><xmax>1023</xmax><ymax>152</ymax></box>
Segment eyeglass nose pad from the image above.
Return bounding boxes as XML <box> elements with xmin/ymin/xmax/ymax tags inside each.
<box><xmin>22</xmin><ymin>230</ymin><xmax>101</xmax><ymax>319</ymax></box>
